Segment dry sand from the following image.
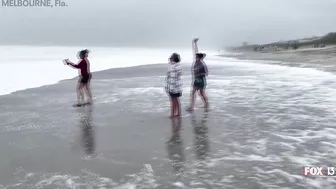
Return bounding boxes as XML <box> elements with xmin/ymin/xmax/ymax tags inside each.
<box><xmin>222</xmin><ymin>46</ymin><xmax>336</xmax><ymax>73</ymax></box>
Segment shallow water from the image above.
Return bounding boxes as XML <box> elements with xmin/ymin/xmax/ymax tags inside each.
<box><xmin>0</xmin><ymin>45</ymin><xmax>206</xmax><ymax>96</ymax></box>
<box><xmin>0</xmin><ymin>55</ymin><xmax>336</xmax><ymax>188</ymax></box>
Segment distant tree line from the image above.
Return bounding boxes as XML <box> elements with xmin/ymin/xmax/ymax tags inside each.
<box><xmin>230</xmin><ymin>32</ymin><xmax>336</xmax><ymax>52</ymax></box>
<box><xmin>313</xmin><ymin>32</ymin><xmax>336</xmax><ymax>44</ymax></box>
<box><xmin>296</xmin><ymin>32</ymin><xmax>335</xmax><ymax>48</ymax></box>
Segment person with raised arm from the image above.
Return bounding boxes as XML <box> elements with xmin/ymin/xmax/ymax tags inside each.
<box><xmin>187</xmin><ymin>38</ymin><xmax>209</xmax><ymax>112</ymax></box>
<box><xmin>64</xmin><ymin>49</ymin><xmax>93</xmax><ymax>107</ymax></box>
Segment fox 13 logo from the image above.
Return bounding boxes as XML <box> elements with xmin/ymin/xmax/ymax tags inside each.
<box><xmin>303</xmin><ymin>167</ymin><xmax>336</xmax><ymax>177</ymax></box>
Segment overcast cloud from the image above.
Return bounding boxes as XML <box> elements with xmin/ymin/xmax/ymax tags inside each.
<box><xmin>0</xmin><ymin>0</ymin><xmax>335</xmax><ymax>48</ymax></box>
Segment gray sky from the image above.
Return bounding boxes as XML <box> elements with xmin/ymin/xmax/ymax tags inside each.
<box><xmin>0</xmin><ymin>0</ymin><xmax>335</xmax><ymax>48</ymax></box>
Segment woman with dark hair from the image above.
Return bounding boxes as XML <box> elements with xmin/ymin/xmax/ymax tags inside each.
<box><xmin>64</xmin><ymin>49</ymin><xmax>93</xmax><ymax>107</ymax></box>
<box><xmin>187</xmin><ymin>38</ymin><xmax>209</xmax><ymax>112</ymax></box>
<box><xmin>165</xmin><ymin>53</ymin><xmax>182</xmax><ymax>118</ymax></box>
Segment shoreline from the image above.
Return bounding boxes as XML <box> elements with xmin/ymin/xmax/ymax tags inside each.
<box><xmin>0</xmin><ymin>45</ymin><xmax>219</xmax><ymax>97</ymax></box>
<box><xmin>0</xmin><ymin>45</ymin><xmax>202</xmax><ymax>97</ymax></box>
<box><xmin>220</xmin><ymin>46</ymin><xmax>336</xmax><ymax>74</ymax></box>
<box><xmin>6</xmin><ymin>63</ymin><xmax>166</xmax><ymax>97</ymax></box>
<box><xmin>4</xmin><ymin>44</ymin><xmax>336</xmax><ymax>98</ymax></box>
<box><xmin>1</xmin><ymin>55</ymin><xmax>336</xmax><ymax>188</ymax></box>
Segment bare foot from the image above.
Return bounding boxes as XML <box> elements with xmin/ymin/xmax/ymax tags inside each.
<box><xmin>201</xmin><ymin>103</ymin><xmax>209</xmax><ymax>108</ymax></box>
<box><xmin>203</xmin><ymin>103</ymin><xmax>209</xmax><ymax>111</ymax></box>
<box><xmin>73</xmin><ymin>103</ymin><xmax>82</xmax><ymax>107</ymax></box>
<box><xmin>175</xmin><ymin>114</ymin><xmax>181</xmax><ymax>117</ymax></box>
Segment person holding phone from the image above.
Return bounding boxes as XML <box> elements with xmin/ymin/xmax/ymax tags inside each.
<box><xmin>64</xmin><ymin>49</ymin><xmax>92</xmax><ymax>107</ymax></box>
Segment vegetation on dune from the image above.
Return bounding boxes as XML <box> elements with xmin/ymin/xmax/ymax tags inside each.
<box><xmin>230</xmin><ymin>32</ymin><xmax>336</xmax><ymax>52</ymax></box>
<box><xmin>316</xmin><ymin>32</ymin><xmax>336</xmax><ymax>44</ymax></box>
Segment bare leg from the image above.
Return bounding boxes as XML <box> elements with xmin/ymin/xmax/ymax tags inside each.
<box><xmin>84</xmin><ymin>83</ymin><xmax>93</xmax><ymax>104</ymax></box>
<box><xmin>172</xmin><ymin>98</ymin><xmax>179</xmax><ymax>117</ymax></box>
<box><xmin>199</xmin><ymin>88</ymin><xmax>209</xmax><ymax>109</ymax></box>
<box><xmin>169</xmin><ymin>97</ymin><xmax>174</xmax><ymax>118</ymax></box>
<box><xmin>76</xmin><ymin>83</ymin><xmax>85</xmax><ymax>105</ymax></box>
<box><xmin>80</xmin><ymin>88</ymin><xmax>85</xmax><ymax>103</ymax></box>
<box><xmin>198</xmin><ymin>90</ymin><xmax>205</xmax><ymax>107</ymax></box>
<box><xmin>187</xmin><ymin>87</ymin><xmax>197</xmax><ymax>112</ymax></box>
<box><xmin>175</xmin><ymin>97</ymin><xmax>181</xmax><ymax>117</ymax></box>
<box><xmin>172</xmin><ymin>97</ymin><xmax>179</xmax><ymax>117</ymax></box>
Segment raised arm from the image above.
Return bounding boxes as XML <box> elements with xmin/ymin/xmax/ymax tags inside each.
<box><xmin>194</xmin><ymin>39</ymin><xmax>199</xmax><ymax>54</ymax></box>
<box><xmin>192</xmin><ymin>38</ymin><xmax>199</xmax><ymax>58</ymax></box>
<box><xmin>66</xmin><ymin>59</ymin><xmax>82</xmax><ymax>69</ymax></box>
<box><xmin>192</xmin><ymin>40</ymin><xmax>196</xmax><ymax>59</ymax></box>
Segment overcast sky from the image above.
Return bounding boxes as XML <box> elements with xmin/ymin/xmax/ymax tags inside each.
<box><xmin>0</xmin><ymin>0</ymin><xmax>335</xmax><ymax>48</ymax></box>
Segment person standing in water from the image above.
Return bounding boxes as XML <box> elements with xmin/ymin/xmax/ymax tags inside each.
<box><xmin>165</xmin><ymin>53</ymin><xmax>182</xmax><ymax>118</ymax></box>
<box><xmin>64</xmin><ymin>49</ymin><xmax>93</xmax><ymax>106</ymax></box>
<box><xmin>187</xmin><ymin>38</ymin><xmax>209</xmax><ymax>112</ymax></box>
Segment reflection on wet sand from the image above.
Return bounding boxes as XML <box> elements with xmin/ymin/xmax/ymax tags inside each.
<box><xmin>78</xmin><ymin>106</ymin><xmax>95</xmax><ymax>155</ymax></box>
<box><xmin>190</xmin><ymin>111</ymin><xmax>212</xmax><ymax>188</ymax></box>
<box><xmin>166</xmin><ymin>117</ymin><xmax>185</xmax><ymax>180</ymax></box>
<box><xmin>191</xmin><ymin>111</ymin><xmax>209</xmax><ymax>160</ymax></box>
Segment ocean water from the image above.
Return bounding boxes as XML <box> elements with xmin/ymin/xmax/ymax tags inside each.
<box><xmin>0</xmin><ymin>45</ymin><xmax>216</xmax><ymax>95</ymax></box>
<box><xmin>2</xmin><ymin>45</ymin><xmax>336</xmax><ymax>188</ymax></box>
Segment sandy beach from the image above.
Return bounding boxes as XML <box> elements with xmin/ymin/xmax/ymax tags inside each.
<box><xmin>1</xmin><ymin>60</ymin><xmax>336</xmax><ymax>188</ymax></box>
<box><xmin>222</xmin><ymin>46</ymin><xmax>336</xmax><ymax>73</ymax></box>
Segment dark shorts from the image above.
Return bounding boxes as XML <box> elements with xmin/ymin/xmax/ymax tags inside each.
<box><xmin>194</xmin><ymin>77</ymin><xmax>206</xmax><ymax>89</ymax></box>
<box><xmin>79</xmin><ymin>75</ymin><xmax>91</xmax><ymax>84</ymax></box>
<box><xmin>169</xmin><ymin>93</ymin><xmax>182</xmax><ymax>98</ymax></box>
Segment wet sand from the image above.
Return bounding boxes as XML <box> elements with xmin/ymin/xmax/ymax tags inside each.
<box><xmin>1</xmin><ymin>63</ymin><xmax>336</xmax><ymax>188</ymax></box>
<box><xmin>221</xmin><ymin>46</ymin><xmax>336</xmax><ymax>73</ymax></box>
